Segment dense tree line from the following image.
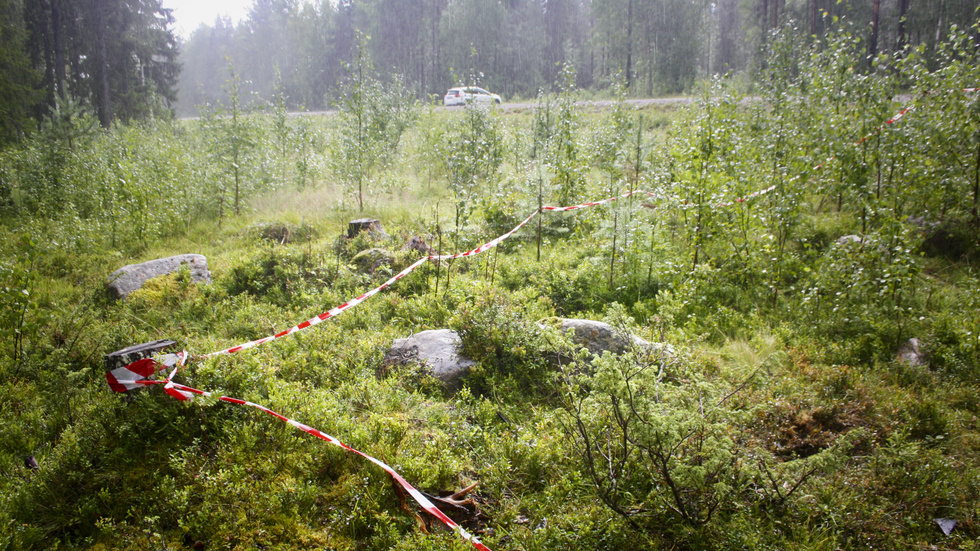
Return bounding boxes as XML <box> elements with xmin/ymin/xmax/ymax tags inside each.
<box><xmin>0</xmin><ymin>0</ymin><xmax>179</xmax><ymax>140</ymax></box>
<box><xmin>0</xmin><ymin>0</ymin><xmax>974</xmax><ymax>138</ymax></box>
<box><xmin>177</xmin><ymin>0</ymin><xmax>979</xmax><ymax>115</ymax></box>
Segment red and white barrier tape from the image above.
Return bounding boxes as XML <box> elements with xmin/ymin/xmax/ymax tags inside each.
<box><xmin>814</xmin><ymin>87</ymin><xmax>978</xmax><ymax>170</ymax></box>
<box><xmin>106</xmin><ymin>85</ymin><xmax>979</xmax><ymax>546</ymax></box>
<box><xmin>202</xmin><ymin>209</ymin><xmax>540</xmax><ymax>357</ymax></box>
<box><xmin>106</xmin><ymin>355</ymin><xmax>490</xmax><ymax>549</ymax></box>
<box><xmin>198</xmin><ymin>186</ymin><xmax>777</xmax><ymax>358</ymax></box>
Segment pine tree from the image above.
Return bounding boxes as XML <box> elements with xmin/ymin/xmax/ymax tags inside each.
<box><xmin>22</xmin><ymin>0</ymin><xmax>180</xmax><ymax>129</ymax></box>
<box><xmin>0</xmin><ymin>0</ymin><xmax>40</xmax><ymax>143</ymax></box>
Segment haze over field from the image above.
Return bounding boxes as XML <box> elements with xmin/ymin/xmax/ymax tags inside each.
<box><xmin>163</xmin><ymin>0</ymin><xmax>253</xmax><ymax>37</ymax></box>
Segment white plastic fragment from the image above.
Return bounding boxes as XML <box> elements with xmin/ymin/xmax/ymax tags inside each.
<box><xmin>934</xmin><ymin>518</ymin><xmax>956</xmax><ymax>536</ymax></box>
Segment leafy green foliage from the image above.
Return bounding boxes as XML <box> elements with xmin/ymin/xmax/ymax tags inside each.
<box><xmin>0</xmin><ymin>253</ymin><xmax>42</xmax><ymax>366</ymax></box>
<box><xmin>331</xmin><ymin>32</ymin><xmax>417</xmax><ymax>211</ymax></box>
<box><xmin>442</xmin><ymin>103</ymin><xmax>505</xmax><ymax>232</ymax></box>
<box><xmin>539</xmin><ymin>64</ymin><xmax>587</xmax><ymax>206</ymax></box>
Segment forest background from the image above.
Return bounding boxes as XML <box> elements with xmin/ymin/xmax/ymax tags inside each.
<box><xmin>1</xmin><ymin>0</ymin><xmax>978</xmax><ymax>130</ymax></box>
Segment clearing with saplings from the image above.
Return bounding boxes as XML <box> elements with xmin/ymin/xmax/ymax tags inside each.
<box><xmin>2</xmin><ymin>25</ymin><xmax>980</xmax><ymax>551</ymax></box>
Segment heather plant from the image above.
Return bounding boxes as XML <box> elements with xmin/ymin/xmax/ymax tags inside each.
<box><xmin>559</xmin><ymin>307</ymin><xmax>858</xmax><ymax>546</ymax></box>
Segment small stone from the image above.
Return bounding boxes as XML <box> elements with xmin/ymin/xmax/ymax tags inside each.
<box><xmin>24</xmin><ymin>455</ymin><xmax>39</xmax><ymax>471</ymax></box>
<box><xmin>558</xmin><ymin>319</ymin><xmax>656</xmax><ymax>356</ymax></box>
<box><xmin>897</xmin><ymin>338</ymin><xmax>926</xmax><ymax>367</ymax></box>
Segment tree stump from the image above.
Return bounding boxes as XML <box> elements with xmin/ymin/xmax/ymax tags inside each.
<box><xmin>348</xmin><ymin>218</ymin><xmax>389</xmax><ymax>239</ymax></box>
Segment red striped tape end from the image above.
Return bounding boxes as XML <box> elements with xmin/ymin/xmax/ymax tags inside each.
<box><xmin>106</xmin><ymin>358</ymin><xmax>163</xmax><ymax>393</ymax></box>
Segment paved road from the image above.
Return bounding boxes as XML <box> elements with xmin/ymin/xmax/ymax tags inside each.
<box><xmin>503</xmin><ymin>97</ymin><xmax>692</xmax><ymax>111</ymax></box>
<box><xmin>286</xmin><ymin>97</ymin><xmax>693</xmax><ymax>118</ymax></box>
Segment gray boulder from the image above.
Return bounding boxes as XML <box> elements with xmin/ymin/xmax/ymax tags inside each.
<box><xmin>107</xmin><ymin>254</ymin><xmax>211</xmax><ymax>300</ymax></box>
<box><xmin>836</xmin><ymin>235</ymin><xmax>863</xmax><ymax>246</ymax></box>
<box><xmin>351</xmin><ymin>248</ymin><xmax>396</xmax><ymax>274</ymax></box>
<box><xmin>383</xmin><ymin>329</ymin><xmax>477</xmax><ymax>385</ymax></box>
<box><xmin>897</xmin><ymin>338</ymin><xmax>927</xmax><ymax>367</ymax></box>
<box><xmin>559</xmin><ymin>318</ymin><xmax>654</xmax><ymax>356</ymax></box>
<box><xmin>907</xmin><ymin>215</ymin><xmax>941</xmax><ymax>231</ymax></box>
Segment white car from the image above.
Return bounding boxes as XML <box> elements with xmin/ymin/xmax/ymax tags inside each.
<box><xmin>443</xmin><ymin>86</ymin><xmax>502</xmax><ymax>106</ymax></box>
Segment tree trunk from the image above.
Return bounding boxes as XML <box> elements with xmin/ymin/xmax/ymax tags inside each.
<box><xmin>717</xmin><ymin>0</ymin><xmax>736</xmax><ymax>72</ymax></box>
<box><xmin>94</xmin><ymin>0</ymin><xmax>112</xmax><ymax>128</ymax></box>
<box><xmin>935</xmin><ymin>0</ymin><xmax>945</xmax><ymax>43</ymax></box>
<box><xmin>418</xmin><ymin>0</ymin><xmax>425</xmax><ymax>98</ymax></box>
<box><xmin>38</xmin><ymin>0</ymin><xmax>56</xmax><ymax>110</ymax></box>
<box><xmin>51</xmin><ymin>0</ymin><xmax>65</xmax><ymax>99</ymax></box>
<box><xmin>347</xmin><ymin>218</ymin><xmax>387</xmax><ymax>239</ymax></box>
<box><xmin>973</xmin><ymin>144</ymin><xmax>980</xmax><ymax>226</ymax></box>
<box><xmin>760</xmin><ymin>0</ymin><xmax>769</xmax><ymax>45</ymax></box>
<box><xmin>896</xmin><ymin>0</ymin><xmax>909</xmax><ymax>50</ymax></box>
<box><xmin>625</xmin><ymin>0</ymin><xmax>633</xmax><ymax>89</ymax></box>
<box><xmin>869</xmin><ymin>0</ymin><xmax>881</xmax><ymax>59</ymax></box>
<box><xmin>810</xmin><ymin>0</ymin><xmax>818</xmax><ymax>36</ymax></box>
